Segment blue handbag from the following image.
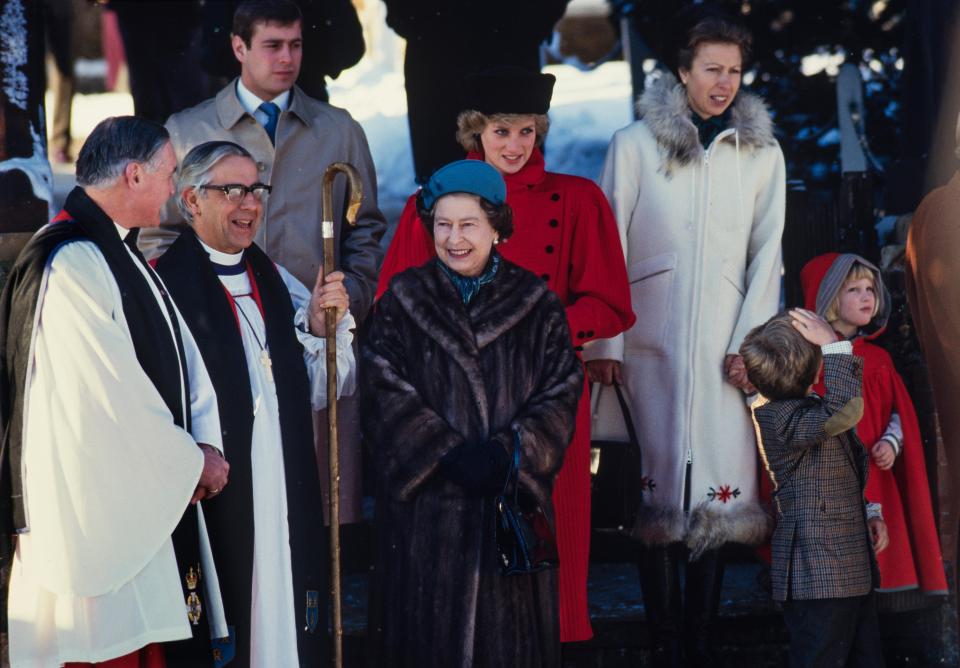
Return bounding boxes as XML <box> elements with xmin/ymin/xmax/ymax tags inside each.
<box><xmin>494</xmin><ymin>428</ymin><xmax>560</xmax><ymax>576</ymax></box>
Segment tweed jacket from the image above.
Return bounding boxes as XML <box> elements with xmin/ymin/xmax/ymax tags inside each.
<box><xmin>143</xmin><ymin>80</ymin><xmax>386</xmax><ymax>323</ymax></box>
<box><xmin>751</xmin><ymin>352</ymin><xmax>878</xmax><ymax>601</ymax></box>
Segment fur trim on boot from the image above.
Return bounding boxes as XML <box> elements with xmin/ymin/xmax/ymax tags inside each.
<box><xmin>686</xmin><ymin>502</ymin><xmax>772</xmax><ymax>560</ymax></box>
<box><xmin>631</xmin><ymin>505</ymin><xmax>687</xmax><ymax>546</ymax></box>
<box><xmin>631</xmin><ymin>502</ymin><xmax>772</xmax><ymax>557</ymax></box>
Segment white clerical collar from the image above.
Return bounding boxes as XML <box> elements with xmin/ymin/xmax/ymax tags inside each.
<box><xmin>236</xmin><ymin>78</ymin><xmax>290</xmax><ymax>116</ymax></box>
<box><xmin>113</xmin><ymin>222</ymin><xmax>131</xmax><ymax>240</ymax></box>
<box><xmin>198</xmin><ymin>237</ymin><xmax>245</xmax><ymax>267</ymax></box>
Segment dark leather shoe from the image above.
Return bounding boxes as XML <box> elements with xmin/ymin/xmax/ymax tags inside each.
<box><xmin>638</xmin><ymin>544</ymin><xmax>684</xmax><ymax>668</ymax></box>
<box><xmin>684</xmin><ymin>550</ymin><xmax>725</xmax><ymax>667</ymax></box>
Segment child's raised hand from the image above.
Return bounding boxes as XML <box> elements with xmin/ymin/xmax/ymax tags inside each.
<box><xmin>789</xmin><ymin>309</ymin><xmax>838</xmax><ymax>346</ymax></box>
<box><xmin>724</xmin><ymin>354</ymin><xmax>757</xmax><ymax>394</ymax></box>
<box><xmin>869</xmin><ymin>517</ymin><xmax>889</xmax><ymax>554</ymax></box>
<box><xmin>871</xmin><ymin>439</ymin><xmax>896</xmax><ymax>470</ymax></box>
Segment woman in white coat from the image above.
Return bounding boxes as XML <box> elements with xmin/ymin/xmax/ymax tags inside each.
<box><xmin>586</xmin><ymin>8</ymin><xmax>785</xmax><ymax>666</ymax></box>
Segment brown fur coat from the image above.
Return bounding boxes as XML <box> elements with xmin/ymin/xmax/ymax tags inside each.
<box><xmin>362</xmin><ymin>257</ymin><xmax>583</xmax><ymax>667</ymax></box>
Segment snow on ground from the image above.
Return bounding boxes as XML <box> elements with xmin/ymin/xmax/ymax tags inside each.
<box><xmin>327</xmin><ymin>58</ymin><xmax>634</xmax><ymax>221</ymax></box>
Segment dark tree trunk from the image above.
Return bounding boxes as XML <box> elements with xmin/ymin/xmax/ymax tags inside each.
<box><xmin>0</xmin><ymin>0</ymin><xmax>51</xmax><ymax>261</ymax></box>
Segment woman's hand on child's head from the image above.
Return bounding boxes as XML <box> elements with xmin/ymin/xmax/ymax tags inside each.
<box><xmin>789</xmin><ymin>309</ymin><xmax>838</xmax><ymax>346</ymax></box>
<box><xmin>869</xmin><ymin>517</ymin><xmax>889</xmax><ymax>554</ymax></box>
<box><xmin>724</xmin><ymin>354</ymin><xmax>757</xmax><ymax>394</ymax></box>
<box><xmin>871</xmin><ymin>440</ymin><xmax>896</xmax><ymax>470</ymax></box>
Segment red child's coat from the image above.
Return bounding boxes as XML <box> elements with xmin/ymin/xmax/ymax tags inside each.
<box><xmin>801</xmin><ymin>252</ymin><xmax>946</xmax><ymax>594</ymax></box>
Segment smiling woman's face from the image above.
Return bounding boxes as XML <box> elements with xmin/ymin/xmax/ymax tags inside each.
<box><xmin>433</xmin><ymin>193</ymin><xmax>498</xmax><ymax>277</ymax></box>
<box><xmin>479</xmin><ymin>115</ymin><xmax>537</xmax><ymax>175</ymax></box>
<box><xmin>680</xmin><ymin>41</ymin><xmax>743</xmax><ymax>119</ymax></box>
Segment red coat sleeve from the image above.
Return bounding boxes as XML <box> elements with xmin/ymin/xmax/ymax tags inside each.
<box><xmin>375</xmin><ymin>194</ymin><xmax>436</xmax><ymax>301</ymax></box>
<box><xmin>887</xmin><ymin>364</ymin><xmax>948</xmax><ymax>592</ymax></box>
<box><xmin>563</xmin><ymin>180</ymin><xmax>635</xmax><ymax>345</ymax></box>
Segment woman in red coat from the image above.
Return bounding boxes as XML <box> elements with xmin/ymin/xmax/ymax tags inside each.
<box><xmin>800</xmin><ymin>252</ymin><xmax>947</xmax><ymax>595</ymax></box>
<box><xmin>376</xmin><ymin>67</ymin><xmax>635</xmax><ymax>642</ymax></box>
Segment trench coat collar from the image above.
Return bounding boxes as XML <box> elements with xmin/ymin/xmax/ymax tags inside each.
<box><xmin>216</xmin><ymin>78</ymin><xmax>314</xmax><ymax>130</ymax></box>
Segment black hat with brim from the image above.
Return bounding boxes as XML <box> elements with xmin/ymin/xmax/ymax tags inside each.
<box><xmin>462</xmin><ymin>66</ymin><xmax>556</xmax><ymax>116</ymax></box>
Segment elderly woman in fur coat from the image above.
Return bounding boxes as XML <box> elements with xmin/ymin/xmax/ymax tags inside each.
<box><xmin>363</xmin><ymin>160</ymin><xmax>584</xmax><ymax>667</ymax></box>
<box><xmin>374</xmin><ymin>66</ymin><xmax>634</xmax><ymax>644</ymax></box>
<box><xmin>586</xmin><ymin>7</ymin><xmax>785</xmax><ymax>666</ymax></box>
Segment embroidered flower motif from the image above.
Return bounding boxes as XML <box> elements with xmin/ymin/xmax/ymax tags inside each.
<box><xmin>640</xmin><ymin>476</ymin><xmax>656</xmax><ymax>492</ymax></box>
<box><xmin>707</xmin><ymin>485</ymin><xmax>741</xmax><ymax>503</ymax></box>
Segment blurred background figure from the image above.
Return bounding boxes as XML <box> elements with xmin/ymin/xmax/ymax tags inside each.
<box><xmin>381</xmin><ymin>0</ymin><xmax>572</xmax><ymax>184</ymax></box>
<box><xmin>41</xmin><ymin>0</ymin><xmax>75</xmax><ymax>163</ymax></box>
<box><xmin>106</xmin><ymin>0</ymin><xmax>212</xmax><ymax>123</ymax></box>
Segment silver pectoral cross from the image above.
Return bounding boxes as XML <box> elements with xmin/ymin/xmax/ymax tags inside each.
<box><xmin>260</xmin><ymin>348</ymin><xmax>274</xmax><ymax>384</ymax></box>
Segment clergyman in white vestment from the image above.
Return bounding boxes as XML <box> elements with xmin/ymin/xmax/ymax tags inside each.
<box><xmin>152</xmin><ymin>140</ymin><xmax>355</xmax><ymax>666</ymax></box>
<box><xmin>2</xmin><ymin>117</ymin><xmax>230</xmax><ymax>667</ymax></box>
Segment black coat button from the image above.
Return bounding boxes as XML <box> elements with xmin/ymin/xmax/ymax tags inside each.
<box><xmin>550</xmin><ymin>193</ymin><xmax>560</xmax><ymax>201</ymax></box>
<box><xmin>545</xmin><ymin>245</ymin><xmax>554</xmax><ymax>254</ymax></box>
<box><xmin>549</xmin><ymin>219</ymin><xmax>558</xmax><ymax>227</ymax></box>
<box><xmin>587</xmin><ymin>330</ymin><xmax>595</xmax><ymax>337</ymax></box>
<box><xmin>574</xmin><ymin>345</ymin><xmax>584</xmax><ymax>352</ymax></box>
<box><xmin>541</xmin><ymin>273</ymin><xmax>550</xmax><ymax>281</ymax></box>
<box><xmin>577</xmin><ymin>331</ymin><xmax>586</xmax><ymax>339</ymax></box>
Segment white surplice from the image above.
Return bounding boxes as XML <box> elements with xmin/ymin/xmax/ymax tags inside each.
<box><xmin>202</xmin><ymin>242</ymin><xmax>355</xmax><ymax>667</ymax></box>
<box><xmin>7</xmin><ymin>226</ymin><xmax>222</xmax><ymax>667</ymax></box>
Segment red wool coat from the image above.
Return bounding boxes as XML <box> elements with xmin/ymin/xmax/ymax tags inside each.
<box><xmin>376</xmin><ymin>148</ymin><xmax>635</xmax><ymax>641</ymax></box>
<box><xmin>802</xmin><ymin>253</ymin><xmax>946</xmax><ymax>594</ymax></box>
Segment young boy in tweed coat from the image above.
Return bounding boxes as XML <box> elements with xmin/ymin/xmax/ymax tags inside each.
<box><xmin>741</xmin><ymin>309</ymin><xmax>889</xmax><ymax>668</ymax></box>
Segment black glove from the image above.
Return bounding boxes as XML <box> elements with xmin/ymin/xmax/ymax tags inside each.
<box><xmin>439</xmin><ymin>437</ymin><xmax>512</xmax><ymax>496</ymax></box>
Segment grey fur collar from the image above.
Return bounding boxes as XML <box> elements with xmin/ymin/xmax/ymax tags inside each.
<box><xmin>637</xmin><ymin>72</ymin><xmax>776</xmax><ymax>172</ymax></box>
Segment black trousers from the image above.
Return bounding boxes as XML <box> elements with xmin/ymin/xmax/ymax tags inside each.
<box><xmin>782</xmin><ymin>591</ymin><xmax>885</xmax><ymax>668</ymax></box>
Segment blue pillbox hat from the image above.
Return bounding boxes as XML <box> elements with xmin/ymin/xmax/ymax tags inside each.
<box><xmin>420</xmin><ymin>159</ymin><xmax>507</xmax><ymax>209</ymax></box>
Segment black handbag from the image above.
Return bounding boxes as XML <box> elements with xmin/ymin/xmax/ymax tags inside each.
<box><xmin>590</xmin><ymin>382</ymin><xmax>644</xmax><ymax>534</ymax></box>
<box><xmin>494</xmin><ymin>429</ymin><xmax>560</xmax><ymax>576</ymax></box>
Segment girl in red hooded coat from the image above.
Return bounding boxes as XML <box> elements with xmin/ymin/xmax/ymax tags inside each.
<box><xmin>800</xmin><ymin>252</ymin><xmax>946</xmax><ymax>594</ymax></box>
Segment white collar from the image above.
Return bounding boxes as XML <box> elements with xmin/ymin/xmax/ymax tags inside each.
<box><xmin>236</xmin><ymin>78</ymin><xmax>290</xmax><ymax>117</ymax></box>
<box><xmin>113</xmin><ymin>222</ymin><xmax>133</xmax><ymax>240</ymax></box>
<box><xmin>198</xmin><ymin>237</ymin><xmax>245</xmax><ymax>266</ymax></box>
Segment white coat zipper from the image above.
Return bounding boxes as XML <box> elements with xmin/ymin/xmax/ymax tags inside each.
<box><xmin>682</xmin><ymin>129</ymin><xmax>733</xmax><ymax>516</ymax></box>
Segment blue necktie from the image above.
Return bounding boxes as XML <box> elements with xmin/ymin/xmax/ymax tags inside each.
<box><xmin>258</xmin><ymin>102</ymin><xmax>280</xmax><ymax>144</ymax></box>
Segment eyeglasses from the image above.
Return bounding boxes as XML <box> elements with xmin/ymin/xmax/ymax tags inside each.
<box><xmin>200</xmin><ymin>183</ymin><xmax>272</xmax><ymax>203</ymax></box>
